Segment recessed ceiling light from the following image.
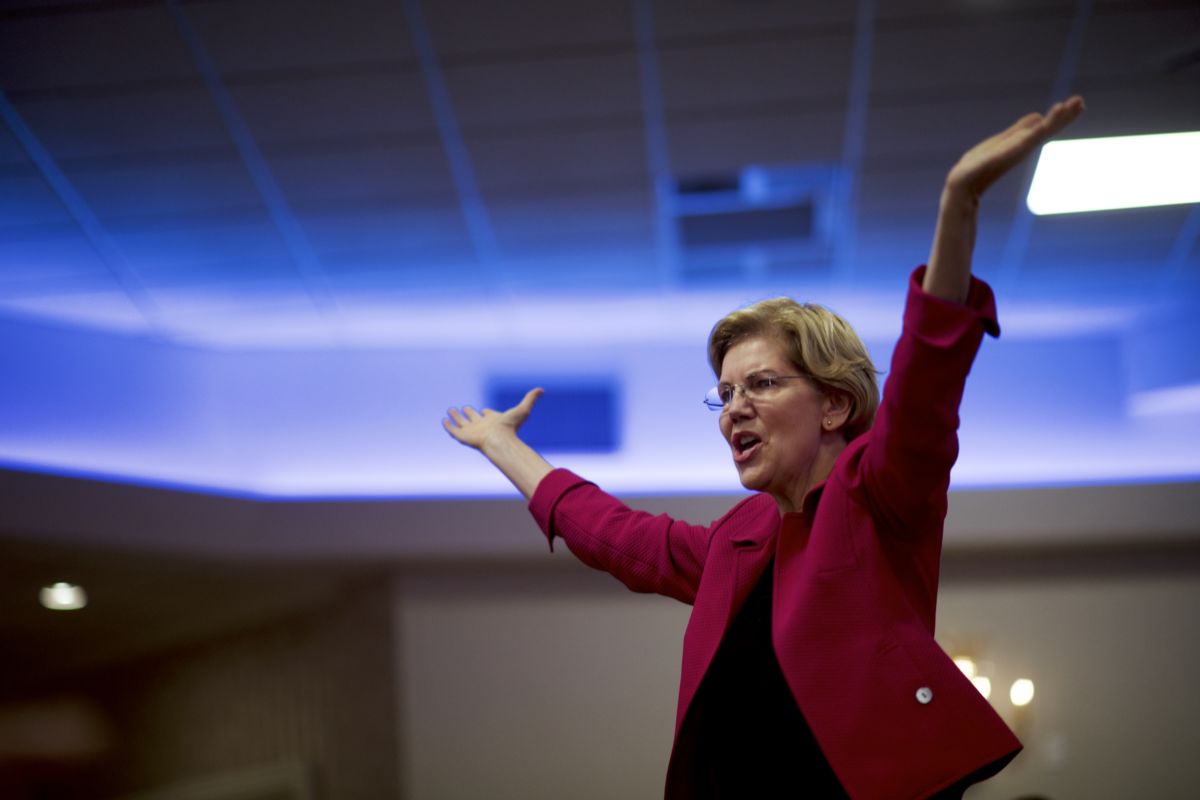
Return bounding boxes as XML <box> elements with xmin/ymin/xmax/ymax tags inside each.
<box><xmin>1027</xmin><ymin>131</ymin><xmax>1200</xmax><ymax>215</ymax></box>
<box><xmin>39</xmin><ymin>582</ymin><xmax>88</xmax><ymax>611</ymax></box>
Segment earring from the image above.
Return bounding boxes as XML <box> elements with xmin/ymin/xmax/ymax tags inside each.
<box><xmin>824</xmin><ymin>418</ymin><xmax>832</xmax><ymax>428</ymax></box>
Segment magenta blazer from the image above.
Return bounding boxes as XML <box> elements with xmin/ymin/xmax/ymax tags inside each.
<box><xmin>529</xmin><ymin>268</ymin><xmax>1021</xmax><ymax>800</ymax></box>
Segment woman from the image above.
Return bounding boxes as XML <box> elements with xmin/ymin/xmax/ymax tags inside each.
<box><xmin>444</xmin><ymin>97</ymin><xmax>1085</xmax><ymax>799</ymax></box>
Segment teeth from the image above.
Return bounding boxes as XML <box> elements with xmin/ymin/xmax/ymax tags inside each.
<box><xmin>735</xmin><ymin>433</ymin><xmax>760</xmax><ymax>451</ymax></box>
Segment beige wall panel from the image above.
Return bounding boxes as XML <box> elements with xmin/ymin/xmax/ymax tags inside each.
<box><xmin>397</xmin><ymin>562</ymin><xmax>1200</xmax><ymax>799</ymax></box>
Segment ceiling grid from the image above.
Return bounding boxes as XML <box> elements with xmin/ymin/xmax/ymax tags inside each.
<box><xmin>0</xmin><ymin>0</ymin><xmax>1193</xmax><ymax>334</ymax></box>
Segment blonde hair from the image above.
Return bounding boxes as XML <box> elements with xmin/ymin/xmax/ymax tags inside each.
<box><xmin>707</xmin><ymin>298</ymin><xmax>880</xmax><ymax>441</ymax></box>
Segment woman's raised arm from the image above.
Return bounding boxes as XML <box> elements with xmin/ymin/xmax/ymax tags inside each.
<box><xmin>924</xmin><ymin>95</ymin><xmax>1085</xmax><ymax>303</ymax></box>
<box><xmin>443</xmin><ymin>388</ymin><xmax>554</xmax><ymax>500</ymax></box>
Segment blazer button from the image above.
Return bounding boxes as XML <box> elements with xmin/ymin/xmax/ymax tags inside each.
<box><xmin>915</xmin><ymin>687</ymin><xmax>934</xmax><ymax>705</ymax></box>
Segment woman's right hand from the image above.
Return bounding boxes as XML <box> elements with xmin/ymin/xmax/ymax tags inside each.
<box><xmin>443</xmin><ymin>387</ymin><xmax>544</xmax><ymax>451</ymax></box>
<box><xmin>443</xmin><ymin>388</ymin><xmax>553</xmax><ymax>499</ymax></box>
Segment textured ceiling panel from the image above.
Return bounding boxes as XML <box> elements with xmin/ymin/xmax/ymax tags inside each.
<box><xmin>0</xmin><ymin>6</ymin><xmax>195</xmax><ymax>90</ymax></box>
<box><xmin>183</xmin><ymin>0</ymin><xmax>416</xmax><ymax>72</ymax></box>
<box><xmin>0</xmin><ymin>120</ymin><xmax>26</xmax><ymax>163</ymax></box>
<box><xmin>667</xmin><ymin>108</ymin><xmax>846</xmax><ymax>173</ymax></box>
<box><xmin>299</xmin><ymin>205</ymin><xmax>468</xmax><ymax>258</ymax></box>
<box><xmin>467</xmin><ymin>127</ymin><xmax>649</xmax><ymax>193</ymax></box>
<box><xmin>444</xmin><ymin>55</ymin><xmax>644</xmax><ymax>128</ymax></box>
<box><xmin>0</xmin><ymin>172</ymin><xmax>71</xmax><ymax>226</ymax></box>
<box><xmin>1078</xmin><ymin>5</ymin><xmax>1200</xmax><ymax>78</ymax></box>
<box><xmin>863</xmin><ymin>91</ymin><xmax>1052</xmax><ymax>163</ymax></box>
<box><xmin>652</xmin><ymin>0</ymin><xmax>854</xmax><ymax>39</ymax></box>
<box><xmin>1076</xmin><ymin>80</ymin><xmax>1200</xmax><ymax>136</ymax></box>
<box><xmin>110</xmin><ymin>221</ymin><xmax>289</xmax><ymax>277</ymax></box>
<box><xmin>425</xmin><ymin>0</ymin><xmax>635</xmax><ymax>55</ymax></box>
<box><xmin>228</xmin><ymin>72</ymin><xmax>436</xmax><ymax>142</ymax></box>
<box><xmin>488</xmin><ymin>188</ymin><xmax>656</xmax><ymax>255</ymax></box>
<box><xmin>14</xmin><ymin>89</ymin><xmax>231</xmax><ymax>159</ymax></box>
<box><xmin>65</xmin><ymin>158</ymin><xmax>262</xmax><ymax>218</ymax></box>
<box><xmin>265</xmin><ymin>143</ymin><xmax>453</xmax><ymax>205</ymax></box>
<box><xmin>870</xmin><ymin>18</ymin><xmax>1071</xmax><ymax>95</ymax></box>
<box><xmin>657</xmin><ymin>35</ymin><xmax>855</xmax><ymax>110</ymax></box>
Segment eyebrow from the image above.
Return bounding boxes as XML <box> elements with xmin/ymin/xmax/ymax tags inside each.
<box><xmin>719</xmin><ymin>369</ymin><xmax>784</xmax><ymax>385</ymax></box>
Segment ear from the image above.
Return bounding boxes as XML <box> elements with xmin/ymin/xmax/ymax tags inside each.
<box><xmin>821</xmin><ymin>390</ymin><xmax>853</xmax><ymax>433</ymax></box>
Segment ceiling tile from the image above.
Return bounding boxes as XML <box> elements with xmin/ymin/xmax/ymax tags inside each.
<box><xmin>14</xmin><ymin>88</ymin><xmax>232</xmax><ymax>159</ymax></box>
<box><xmin>229</xmin><ymin>71</ymin><xmax>437</xmax><ymax>143</ymax></box>
<box><xmin>658</xmin><ymin>34</ymin><xmax>854</xmax><ymax>112</ymax></box>
<box><xmin>65</xmin><ymin>159</ymin><xmax>263</xmax><ymax>219</ymax></box>
<box><xmin>468</xmin><ymin>127</ymin><xmax>648</xmax><ymax>193</ymax></box>
<box><xmin>0</xmin><ymin>173</ymin><xmax>72</xmax><ymax>227</ymax></box>
<box><xmin>0</xmin><ymin>5</ymin><xmax>196</xmax><ymax>91</ymax></box>
<box><xmin>425</xmin><ymin>0</ymin><xmax>634</xmax><ymax>56</ymax></box>
<box><xmin>1078</xmin><ymin>5</ymin><xmax>1200</xmax><ymax>79</ymax></box>
<box><xmin>444</xmin><ymin>54</ymin><xmax>643</xmax><ymax>128</ymax></box>
<box><xmin>182</xmin><ymin>0</ymin><xmax>415</xmax><ymax>73</ymax></box>
<box><xmin>110</xmin><ymin>221</ymin><xmax>291</xmax><ymax>277</ymax></box>
<box><xmin>652</xmin><ymin>0</ymin><xmax>854</xmax><ymax>39</ymax></box>
<box><xmin>667</xmin><ymin>108</ymin><xmax>845</xmax><ymax>173</ymax></box>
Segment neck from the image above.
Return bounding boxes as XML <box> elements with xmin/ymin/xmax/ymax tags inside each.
<box><xmin>772</xmin><ymin>434</ymin><xmax>847</xmax><ymax>515</ymax></box>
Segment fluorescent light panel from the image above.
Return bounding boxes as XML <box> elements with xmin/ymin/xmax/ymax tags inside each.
<box><xmin>1027</xmin><ymin>131</ymin><xmax>1200</xmax><ymax>215</ymax></box>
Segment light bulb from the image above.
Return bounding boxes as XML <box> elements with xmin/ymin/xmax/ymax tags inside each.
<box><xmin>1010</xmin><ymin>678</ymin><xmax>1035</xmax><ymax>707</ymax></box>
<box><xmin>39</xmin><ymin>582</ymin><xmax>88</xmax><ymax>611</ymax></box>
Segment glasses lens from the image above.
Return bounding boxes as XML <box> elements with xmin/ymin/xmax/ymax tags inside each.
<box><xmin>703</xmin><ymin>387</ymin><xmax>724</xmax><ymax>410</ymax></box>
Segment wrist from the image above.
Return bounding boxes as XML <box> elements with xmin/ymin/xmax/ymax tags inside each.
<box><xmin>480</xmin><ymin>427</ymin><xmax>519</xmax><ymax>459</ymax></box>
<box><xmin>939</xmin><ymin>183</ymin><xmax>979</xmax><ymax>215</ymax></box>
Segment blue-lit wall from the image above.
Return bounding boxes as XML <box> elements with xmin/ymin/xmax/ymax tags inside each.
<box><xmin>3</xmin><ymin>293</ymin><xmax>1198</xmax><ymax>499</ymax></box>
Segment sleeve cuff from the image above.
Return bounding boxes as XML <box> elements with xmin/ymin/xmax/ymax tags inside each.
<box><xmin>907</xmin><ymin>265</ymin><xmax>1001</xmax><ymax>340</ymax></box>
<box><xmin>528</xmin><ymin>468</ymin><xmax>593</xmax><ymax>552</ymax></box>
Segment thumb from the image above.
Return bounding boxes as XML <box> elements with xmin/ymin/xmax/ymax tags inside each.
<box><xmin>520</xmin><ymin>388</ymin><xmax>549</xmax><ymax>412</ymax></box>
<box><xmin>512</xmin><ymin>387</ymin><xmax>544</xmax><ymax>416</ymax></box>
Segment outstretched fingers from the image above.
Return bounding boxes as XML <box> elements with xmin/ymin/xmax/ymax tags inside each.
<box><xmin>443</xmin><ymin>390</ymin><xmax>543</xmax><ymax>450</ymax></box>
<box><xmin>1040</xmin><ymin>95</ymin><xmax>1086</xmax><ymax>139</ymax></box>
<box><xmin>443</xmin><ymin>405</ymin><xmax>479</xmax><ymax>435</ymax></box>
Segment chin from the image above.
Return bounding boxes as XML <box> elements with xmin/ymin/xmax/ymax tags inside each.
<box><xmin>736</xmin><ymin>467</ymin><xmax>768</xmax><ymax>493</ymax></box>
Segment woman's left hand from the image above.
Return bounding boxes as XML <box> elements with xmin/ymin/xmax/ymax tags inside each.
<box><xmin>923</xmin><ymin>96</ymin><xmax>1085</xmax><ymax>303</ymax></box>
<box><xmin>945</xmin><ymin>95</ymin><xmax>1085</xmax><ymax>205</ymax></box>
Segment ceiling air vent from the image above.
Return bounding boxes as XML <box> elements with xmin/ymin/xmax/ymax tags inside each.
<box><xmin>668</xmin><ymin>164</ymin><xmax>846</xmax><ymax>285</ymax></box>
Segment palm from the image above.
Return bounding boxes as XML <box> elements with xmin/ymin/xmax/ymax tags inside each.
<box><xmin>443</xmin><ymin>388</ymin><xmax>543</xmax><ymax>450</ymax></box>
<box><xmin>947</xmin><ymin>96</ymin><xmax>1085</xmax><ymax>202</ymax></box>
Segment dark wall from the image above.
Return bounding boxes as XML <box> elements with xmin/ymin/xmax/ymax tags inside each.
<box><xmin>8</xmin><ymin>577</ymin><xmax>399</xmax><ymax>800</ymax></box>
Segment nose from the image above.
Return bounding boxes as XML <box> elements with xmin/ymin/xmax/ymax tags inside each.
<box><xmin>723</xmin><ymin>385</ymin><xmax>755</xmax><ymax>419</ymax></box>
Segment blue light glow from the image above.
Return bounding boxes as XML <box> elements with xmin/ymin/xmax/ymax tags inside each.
<box><xmin>1</xmin><ymin>283</ymin><xmax>1198</xmax><ymax>499</ymax></box>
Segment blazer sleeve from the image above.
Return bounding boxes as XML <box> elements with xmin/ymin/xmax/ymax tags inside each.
<box><xmin>528</xmin><ymin>468</ymin><xmax>717</xmax><ymax>605</ymax></box>
<box><xmin>856</xmin><ymin>265</ymin><xmax>1000</xmax><ymax>537</ymax></box>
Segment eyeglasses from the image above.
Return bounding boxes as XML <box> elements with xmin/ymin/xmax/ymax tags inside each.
<box><xmin>703</xmin><ymin>373</ymin><xmax>809</xmax><ymax>411</ymax></box>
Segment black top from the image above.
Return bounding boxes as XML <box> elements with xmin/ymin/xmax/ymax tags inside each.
<box><xmin>669</xmin><ymin>558</ymin><xmax>849</xmax><ymax>799</ymax></box>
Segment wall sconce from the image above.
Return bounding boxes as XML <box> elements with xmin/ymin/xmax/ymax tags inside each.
<box><xmin>39</xmin><ymin>582</ymin><xmax>88</xmax><ymax>611</ymax></box>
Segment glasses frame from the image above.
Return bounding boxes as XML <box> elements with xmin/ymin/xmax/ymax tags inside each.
<box><xmin>703</xmin><ymin>372</ymin><xmax>810</xmax><ymax>411</ymax></box>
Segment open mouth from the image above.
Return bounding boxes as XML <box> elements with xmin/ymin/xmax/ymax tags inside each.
<box><xmin>731</xmin><ymin>432</ymin><xmax>762</xmax><ymax>463</ymax></box>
